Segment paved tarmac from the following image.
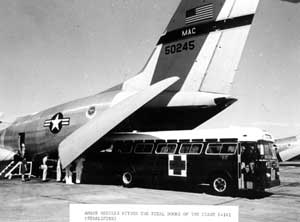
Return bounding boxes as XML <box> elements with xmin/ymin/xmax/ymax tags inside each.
<box><xmin>0</xmin><ymin>166</ymin><xmax>300</xmax><ymax>222</ymax></box>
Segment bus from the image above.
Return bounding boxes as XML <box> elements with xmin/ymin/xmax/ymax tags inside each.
<box><xmin>84</xmin><ymin>127</ymin><xmax>280</xmax><ymax>195</ymax></box>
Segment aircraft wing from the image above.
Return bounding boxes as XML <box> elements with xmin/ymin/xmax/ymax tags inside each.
<box><xmin>59</xmin><ymin>77</ymin><xmax>179</xmax><ymax>168</ymax></box>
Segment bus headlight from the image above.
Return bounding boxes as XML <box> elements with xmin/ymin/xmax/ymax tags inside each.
<box><xmin>266</xmin><ymin>173</ymin><xmax>271</xmax><ymax>178</ymax></box>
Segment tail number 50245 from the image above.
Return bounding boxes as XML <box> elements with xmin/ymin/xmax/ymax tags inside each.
<box><xmin>165</xmin><ymin>40</ymin><xmax>195</xmax><ymax>55</ymax></box>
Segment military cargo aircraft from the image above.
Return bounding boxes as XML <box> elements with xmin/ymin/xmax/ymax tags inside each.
<box><xmin>0</xmin><ymin>0</ymin><xmax>260</xmax><ymax>168</ymax></box>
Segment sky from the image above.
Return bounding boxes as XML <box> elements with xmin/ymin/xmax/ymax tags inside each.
<box><xmin>0</xmin><ymin>0</ymin><xmax>300</xmax><ymax>138</ymax></box>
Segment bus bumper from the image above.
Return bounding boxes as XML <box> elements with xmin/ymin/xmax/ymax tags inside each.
<box><xmin>269</xmin><ymin>178</ymin><xmax>280</xmax><ymax>187</ymax></box>
<box><xmin>265</xmin><ymin>168</ymin><xmax>280</xmax><ymax>188</ymax></box>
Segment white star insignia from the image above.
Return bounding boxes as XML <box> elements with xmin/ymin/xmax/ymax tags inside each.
<box><xmin>51</xmin><ymin>114</ymin><xmax>62</xmax><ymax>131</ymax></box>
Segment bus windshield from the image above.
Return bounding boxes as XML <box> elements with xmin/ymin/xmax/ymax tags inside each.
<box><xmin>258</xmin><ymin>142</ymin><xmax>277</xmax><ymax>160</ymax></box>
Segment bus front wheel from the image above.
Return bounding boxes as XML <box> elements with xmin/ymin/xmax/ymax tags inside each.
<box><xmin>211</xmin><ymin>175</ymin><xmax>231</xmax><ymax>195</ymax></box>
<box><xmin>122</xmin><ymin>171</ymin><xmax>134</xmax><ymax>187</ymax></box>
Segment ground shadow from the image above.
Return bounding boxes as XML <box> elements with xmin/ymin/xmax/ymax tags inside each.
<box><xmin>83</xmin><ymin>175</ymin><xmax>273</xmax><ymax>199</ymax></box>
<box><xmin>230</xmin><ymin>190</ymin><xmax>273</xmax><ymax>199</ymax></box>
<box><xmin>281</xmin><ymin>0</ymin><xmax>300</xmax><ymax>3</ymax></box>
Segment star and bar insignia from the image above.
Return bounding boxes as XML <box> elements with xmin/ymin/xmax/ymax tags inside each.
<box><xmin>43</xmin><ymin>112</ymin><xmax>70</xmax><ymax>134</ymax></box>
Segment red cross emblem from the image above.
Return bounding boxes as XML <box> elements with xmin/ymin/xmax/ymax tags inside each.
<box><xmin>168</xmin><ymin>155</ymin><xmax>187</xmax><ymax>177</ymax></box>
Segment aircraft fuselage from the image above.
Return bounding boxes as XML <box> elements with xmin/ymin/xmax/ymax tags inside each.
<box><xmin>0</xmin><ymin>89</ymin><xmax>235</xmax><ymax>160</ymax></box>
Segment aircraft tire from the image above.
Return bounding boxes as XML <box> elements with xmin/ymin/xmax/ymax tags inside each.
<box><xmin>121</xmin><ymin>171</ymin><xmax>135</xmax><ymax>188</ymax></box>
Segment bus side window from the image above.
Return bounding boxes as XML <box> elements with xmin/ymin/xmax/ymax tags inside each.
<box><xmin>206</xmin><ymin>143</ymin><xmax>222</xmax><ymax>154</ymax></box>
<box><xmin>135</xmin><ymin>143</ymin><xmax>154</xmax><ymax>154</ymax></box>
<box><xmin>134</xmin><ymin>143</ymin><xmax>144</xmax><ymax>153</ymax></box>
<box><xmin>220</xmin><ymin>143</ymin><xmax>237</xmax><ymax>154</ymax></box>
<box><xmin>113</xmin><ymin>142</ymin><xmax>132</xmax><ymax>153</ymax></box>
<box><xmin>189</xmin><ymin>143</ymin><xmax>203</xmax><ymax>154</ymax></box>
<box><xmin>179</xmin><ymin>143</ymin><xmax>191</xmax><ymax>154</ymax></box>
<box><xmin>122</xmin><ymin>143</ymin><xmax>133</xmax><ymax>153</ymax></box>
<box><xmin>113</xmin><ymin>142</ymin><xmax>121</xmax><ymax>153</ymax></box>
<box><xmin>167</xmin><ymin>143</ymin><xmax>177</xmax><ymax>154</ymax></box>
<box><xmin>156</xmin><ymin>143</ymin><xmax>168</xmax><ymax>154</ymax></box>
<box><xmin>156</xmin><ymin>143</ymin><xmax>177</xmax><ymax>154</ymax></box>
<box><xmin>144</xmin><ymin>143</ymin><xmax>154</xmax><ymax>153</ymax></box>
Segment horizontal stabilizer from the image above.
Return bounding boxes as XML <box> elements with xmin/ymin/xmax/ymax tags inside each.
<box><xmin>278</xmin><ymin>145</ymin><xmax>300</xmax><ymax>162</ymax></box>
<box><xmin>0</xmin><ymin>147</ymin><xmax>15</xmax><ymax>161</ymax></box>
<box><xmin>58</xmin><ymin>77</ymin><xmax>179</xmax><ymax>168</ymax></box>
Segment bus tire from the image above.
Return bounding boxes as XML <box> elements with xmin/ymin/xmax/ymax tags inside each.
<box><xmin>122</xmin><ymin>171</ymin><xmax>134</xmax><ymax>188</ymax></box>
<box><xmin>210</xmin><ymin>174</ymin><xmax>231</xmax><ymax>195</ymax></box>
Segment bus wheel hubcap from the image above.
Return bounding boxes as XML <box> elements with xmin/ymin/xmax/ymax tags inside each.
<box><xmin>123</xmin><ymin>172</ymin><xmax>132</xmax><ymax>185</ymax></box>
<box><xmin>214</xmin><ymin>177</ymin><xmax>227</xmax><ymax>192</ymax></box>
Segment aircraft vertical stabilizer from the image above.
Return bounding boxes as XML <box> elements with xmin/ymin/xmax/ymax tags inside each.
<box><xmin>123</xmin><ymin>0</ymin><xmax>260</xmax><ymax>95</ymax></box>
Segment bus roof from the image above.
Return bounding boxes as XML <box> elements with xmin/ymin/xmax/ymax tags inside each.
<box><xmin>106</xmin><ymin>127</ymin><xmax>274</xmax><ymax>143</ymax></box>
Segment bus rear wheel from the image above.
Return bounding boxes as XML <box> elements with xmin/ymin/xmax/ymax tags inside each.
<box><xmin>122</xmin><ymin>171</ymin><xmax>134</xmax><ymax>187</ymax></box>
<box><xmin>211</xmin><ymin>175</ymin><xmax>231</xmax><ymax>195</ymax></box>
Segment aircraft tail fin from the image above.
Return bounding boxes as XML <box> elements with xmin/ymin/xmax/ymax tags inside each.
<box><xmin>123</xmin><ymin>0</ymin><xmax>260</xmax><ymax>94</ymax></box>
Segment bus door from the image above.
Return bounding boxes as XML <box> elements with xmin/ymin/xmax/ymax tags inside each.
<box><xmin>240</xmin><ymin>142</ymin><xmax>260</xmax><ymax>190</ymax></box>
<box><xmin>237</xmin><ymin>143</ymin><xmax>245</xmax><ymax>190</ymax></box>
